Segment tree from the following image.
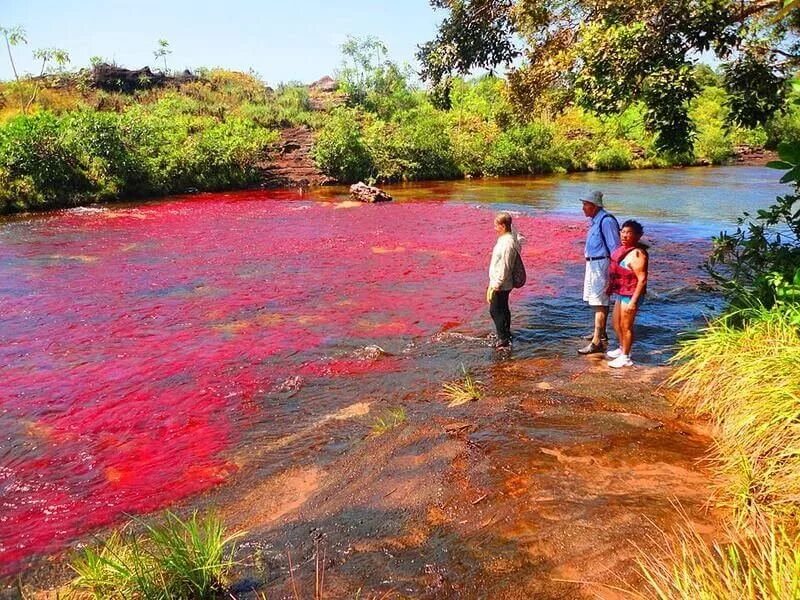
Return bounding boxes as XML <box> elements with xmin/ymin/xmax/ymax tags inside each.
<box><xmin>418</xmin><ymin>0</ymin><xmax>800</xmax><ymax>153</ymax></box>
<box><xmin>336</xmin><ymin>36</ymin><xmax>416</xmax><ymax>118</ymax></box>
<box><xmin>24</xmin><ymin>48</ymin><xmax>70</xmax><ymax>113</ymax></box>
<box><xmin>0</xmin><ymin>25</ymin><xmax>27</xmax><ymax>82</ymax></box>
<box><xmin>153</xmin><ymin>38</ymin><xmax>171</xmax><ymax>73</ymax></box>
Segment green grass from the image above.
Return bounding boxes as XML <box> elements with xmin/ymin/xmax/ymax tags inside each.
<box><xmin>639</xmin><ymin>520</ymin><xmax>800</xmax><ymax>600</ymax></box>
<box><xmin>71</xmin><ymin>511</ymin><xmax>242</xmax><ymax>599</ymax></box>
<box><xmin>370</xmin><ymin>407</ymin><xmax>407</xmax><ymax>436</ymax></box>
<box><xmin>440</xmin><ymin>364</ymin><xmax>484</xmax><ymax>407</ymax></box>
<box><xmin>642</xmin><ymin>304</ymin><xmax>800</xmax><ymax>599</ymax></box>
<box><xmin>669</xmin><ymin>305</ymin><xmax>800</xmax><ymax>524</ymax></box>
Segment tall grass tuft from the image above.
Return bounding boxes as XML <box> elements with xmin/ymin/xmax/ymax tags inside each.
<box><xmin>71</xmin><ymin>511</ymin><xmax>242</xmax><ymax>599</ymax></box>
<box><xmin>440</xmin><ymin>364</ymin><xmax>484</xmax><ymax>407</ymax></box>
<box><xmin>646</xmin><ymin>305</ymin><xmax>800</xmax><ymax>599</ymax></box>
<box><xmin>669</xmin><ymin>305</ymin><xmax>800</xmax><ymax>523</ymax></box>
<box><xmin>639</xmin><ymin>520</ymin><xmax>800</xmax><ymax>600</ymax></box>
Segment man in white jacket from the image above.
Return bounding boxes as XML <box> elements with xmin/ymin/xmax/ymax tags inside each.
<box><xmin>486</xmin><ymin>212</ymin><xmax>523</xmax><ymax>349</ymax></box>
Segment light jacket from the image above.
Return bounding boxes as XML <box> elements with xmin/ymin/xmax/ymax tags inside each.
<box><xmin>489</xmin><ymin>230</ymin><xmax>524</xmax><ymax>291</ymax></box>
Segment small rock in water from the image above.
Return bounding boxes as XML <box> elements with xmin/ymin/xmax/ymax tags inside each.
<box><xmin>350</xmin><ymin>181</ymin><xmax>392</xmax><ymax>203</ymax></box>
<box><xmin>350</xmin><ymin>345</ymin><xmax>390</xmax><ymax>360</ymax></box>
<box><xmin>274</xmin><ymin>375</ymin><xmax>304</xmax><ymax>394</ymax></box>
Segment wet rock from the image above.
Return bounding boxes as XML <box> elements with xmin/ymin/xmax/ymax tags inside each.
<box><xmin>444</xmin><ymin>421</ymin><xmax>475</xmax><ymax>435</ymax></box>
<box><xmin>353</xmin><ymin>345</ymin><xmax>390</xmax><ymax>360</ymax></box>
<box><xmin>350</xmin><ymin>182</ymin><xmax>393</xmax><ymax>203</ymax></box>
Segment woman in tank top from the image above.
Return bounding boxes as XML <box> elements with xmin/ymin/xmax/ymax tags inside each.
<box><xmin>605</xmin><ymin>220</ymin><xmax>648</xmax><ymax>368</ymax></box>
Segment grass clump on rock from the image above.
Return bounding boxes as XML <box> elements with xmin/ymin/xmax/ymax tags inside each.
<box><xmin>642</xmin><ymin>305</ymin><xmax>800</xmax><ymax>599</ymax></box>
<box><xmin>71</xmin><ymin>511</ymin><xmax>241</xmax><ymax>599</ymax></box>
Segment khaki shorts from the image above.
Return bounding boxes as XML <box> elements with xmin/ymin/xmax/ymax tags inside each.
<box><xmin>583</xmin><ymin>258</ymin><xmax>610</xmax><ymax>306</ymax></box>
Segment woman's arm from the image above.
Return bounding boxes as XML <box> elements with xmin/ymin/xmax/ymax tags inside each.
<box><xmin>628</xmin><ymin>249</ymin><xmax>648</xmax><ymax>307</ymax></box>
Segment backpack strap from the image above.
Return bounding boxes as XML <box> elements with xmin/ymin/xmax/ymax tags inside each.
<box><xmin>599</xmin><ymin>213</ymin><xmax>619</xmax><ymax>257</ymax></box>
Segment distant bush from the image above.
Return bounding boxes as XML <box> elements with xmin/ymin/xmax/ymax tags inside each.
<box><xmin>591</xmin><ymin>142</ymin><xmax>633</xmax><ymax>170</ymax></box>
<box><xmin>0</xmin><ymin>94</ymin><xmax>278</xmax><ymax>213</ymax></box>
<box><xmin>312</xmin><ymin>107</ymin><xmax>373</xmax><ymax>182</ymax></box>
<box><xmin>695</xmin><ymin>127</ymin><xmax>734</xmax><ymax>164</ymax></box>
<box><xmin>484</xmin><ymin>122</ymin><xmax>559</xmax><ymax>175</ymax></box>
<box><xmin>0</xmin><ymin>111</ymin><xmax>91</xmax><ymax>211</ymax></box>
<box><xmin>366</xmin><ymin>105</ymin><xmax>459</xmax><ymax>181</ymax></box>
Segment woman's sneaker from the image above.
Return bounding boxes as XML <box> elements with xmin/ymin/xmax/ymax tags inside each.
<box><xmin>608</xmin><ymin>354</ymin><xmax>633</xmax><ymax>368</ymax></box>
<box><xmin>606</xmin><ymin>348</ymin><xmax>623</xmax><ymax>359</ymax></box>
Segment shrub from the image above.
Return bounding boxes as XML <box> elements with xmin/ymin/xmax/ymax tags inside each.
<box><xmin>365</xmin><ymin>105</ymin><xmax>459</xmax><ymax>181</ymax></box>
<box><xmin>0</xmin><ymin>111</ymin><xmax>91</xmax><ymax>210</ymax></box>
<box><xmin>591</xmin><ymin>142</ymin><xmax>633</xmax><ymax>170</ymax></box>
<box><xmin>695</xmin><ymin>126</ymin><xmax>734</xmax><ymax>164</ymax></box>
<box><xmin>63</xmin><ymin>110</ymin><xmax>145</xmax><ymax>199</ymax></box>
<box><xmin>707</xmin><ymin>142</ymin><xmax>800</xmax><ymax>308</ymax></box>
<box><xmin>484</xmin><ymin>122</ymin><xmax>559</xmax><ymax>175</ymax></box>
<box><xmin>312</xmin><ymin>107</ymin><xmax>373</xmax><ymax>182</ymax></box>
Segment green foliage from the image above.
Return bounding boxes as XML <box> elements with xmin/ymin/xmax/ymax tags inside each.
<box><xmin>707</xmin><ymin>141</ymin><xmax>800</xmax><ymax>308</ymax></box>
<box><xmin>484</xmin><ymin>122</ymin><xmax>558</xmax><ymax>175</ymax></box>
<box><xmin>690</xmin><ymin>86</ymin><xmax>733</xmax><ymax>164</ymax></box>
<box><xmin>312</xmin><ymin>107</ymin><xmax>373</xmax><ymax>182</ymax></box>
<box><xmin>724</xmin><ymin>50</ymin><xmax>786</xmax><ymax>129</ymax></box>
<box><xmin>0</xmin><ymin>25</ymin><xmax>27</xmax><ymax>81</ymax></box>
<box><xmin>337</xmin><ymin>36</ymin><xmax>419</xmax><ymax>119</ymax></box>
<box><xmin>153</xmin><ymin>38</ymin><xmax>171</xmax><ymax>73</ymax></box>
<box><xmin>419</xmin><ymin>0</ymin><xmax>796</xmax><ymax>154</ymax></box>
<box><xmin>0</xmin><ymin>111</ymin><xmax>90</xmax><ymax>211</ymax></box>
<box><xmin>0</xmin><ymin>88</ymin><xmax>278</xmax><ymax>212</ymax></box>
<box><xmin>591</xmin><ymin>142</ymin><xmax>632</xmax><ymax>171</ymax></box>
<box><xmin>365</xmin><ymin>105</ymin><xmax>459</xmax><ymax>181</ymax></box>
<box><xmin>71</xmin><ymin>511</ymin><xmax>241</xmax><ymax>599</ymax></box>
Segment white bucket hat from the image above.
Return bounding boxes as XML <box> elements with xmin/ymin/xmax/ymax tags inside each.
<box><xmin>579</xmin><ymin>190</ymin><xmax>604</xmax><ymax>207</ymax></box>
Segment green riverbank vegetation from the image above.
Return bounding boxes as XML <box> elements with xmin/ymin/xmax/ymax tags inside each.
<box><xmin>1</xmin><ymin>33</ymin><xmax>798</xmax><ymax>214</ymax></box>
<box><xmin>313</xmin><ymin>36</ymin><xmax>785</xmax><ymax>183</ymax></box>
<box><xmin>644</xmin><ymin>145</ymin><xmax>800</xmax><ymax>598</ymax></box>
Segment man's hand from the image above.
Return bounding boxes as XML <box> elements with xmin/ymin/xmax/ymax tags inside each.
<box><xmin>486</xmin><ymin>286</ymin><xmax>494</xmax><ymax>304</ymax></box>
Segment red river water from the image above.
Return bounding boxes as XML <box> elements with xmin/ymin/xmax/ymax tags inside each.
<box><xmin>0</xmin><ymin>168</ymin><xmax>787</xmax><ymax>576</ymax></box>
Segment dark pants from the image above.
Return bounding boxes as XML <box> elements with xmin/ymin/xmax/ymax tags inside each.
<box><xmin>489</xmin><ymin>289</ymin><xmax>511</xmax><ymax>343</ymax></box>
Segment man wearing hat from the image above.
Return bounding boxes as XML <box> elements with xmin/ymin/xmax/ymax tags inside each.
<box><xmin>578</xmin><ymin>190</ymin><xmax>620</xmax><ymax>354</ymax></box>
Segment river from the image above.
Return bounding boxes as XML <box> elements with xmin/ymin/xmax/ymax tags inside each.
<box><xmin>0</xmin><ymin>166</ymin><xmax>788</xmax><ymax>581</ymax></box>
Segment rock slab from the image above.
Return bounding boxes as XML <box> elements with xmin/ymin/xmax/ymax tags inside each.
<box><xmin>350</xmin><ymin>182</ymin><xmax>393</xmax><ymax>203</ymax></box>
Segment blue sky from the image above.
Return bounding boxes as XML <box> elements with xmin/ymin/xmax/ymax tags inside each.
<box><xmin>1</xmin><ymin>1</ymin><xmax>443</xmax><ymax>84</ymax></box>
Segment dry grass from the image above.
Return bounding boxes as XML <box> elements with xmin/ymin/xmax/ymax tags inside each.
<box><xmin>638</xmin><ymin>519</ymin><xmax>800</xmax><ymax>600</ymax></box>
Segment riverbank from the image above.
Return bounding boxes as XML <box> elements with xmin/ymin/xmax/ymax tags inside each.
<box><xmin>1</xmin><ymin>64</ymin><xmax>794</xmax><ymax>214</ymax></box>
<box><xmin>14</xmin><ymin>356</ymin><xmax>718</xmax><ymax>599</ymax></box>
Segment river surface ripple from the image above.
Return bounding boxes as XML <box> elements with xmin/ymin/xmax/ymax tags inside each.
<box><xmin>0</xmin><ymin>166</ymin><xmax>787</xmax><ymax>574</ymax></box>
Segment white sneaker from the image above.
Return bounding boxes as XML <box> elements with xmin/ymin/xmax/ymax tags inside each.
<box><xmin>608</xmin><ymin>354</ymin><xmax>633</xmax><ymax>368</ymax></box>
<box><xmin>606</xmin><ymin>348</ymin><xmax>623</xmax><ymax>359</ymax></box>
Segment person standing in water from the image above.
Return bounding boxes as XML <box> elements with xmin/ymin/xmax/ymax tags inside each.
<box><xmin>487</xmin><ymin>212</ymin><xmax>524</xmax><ymax>350</ymax></box>
<box><xmin>606</xmin><ymin>220</ymin><xmax>649</xmax><ymax>368</ymax></box>
<box><xmin>577</xmin><ymin>191</ymin><xmax>620</xmax><ymax>355</ymax></box>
